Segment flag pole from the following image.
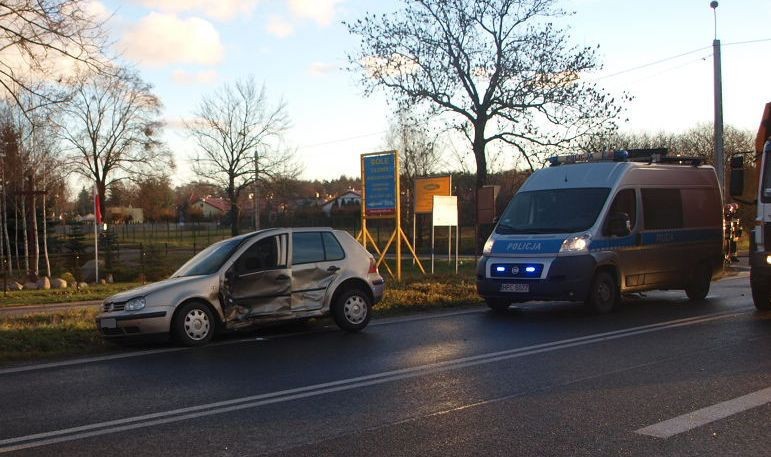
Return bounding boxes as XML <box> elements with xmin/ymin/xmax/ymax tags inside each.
<box><xmin>94</xmin><ymin>184</ymin><xmax>99</xmax><ymax>283</ymax></box>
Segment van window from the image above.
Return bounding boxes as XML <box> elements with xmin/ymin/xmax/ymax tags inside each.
<box><xmin>762</xmin><ymin>154</ymin><xmax>771</xmax><ymax>203</ymax></box>
<box><xmin>682</xmin><ymin>188</ymin><xmax>721</xmax><ymax>227</ymax></box>
<box><xmin>642</xmin><ymin>189</ymin><xmax>683</xmax><ymax>230</ymax></box>
<box><xmin>604</xmin><ymin>189</ymin><xmax>636</xmax><ymax>235</ymax></box>
<box><xmin>496</xmin><ymin>188</ymin><xmax>610</xmax><ymax>234</ymax></box>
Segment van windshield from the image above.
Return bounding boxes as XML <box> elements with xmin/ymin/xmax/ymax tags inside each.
<box><xmin>762</xmin><ymin>151</ymin><xmax>771</xmax><ymax>203</ymax></box>
<box><xmin>496</xmin><ymin>188</ymin><xmax>610</xmax><ymax>234</ymax></box>
<box><xmin>172</xmin><ymin>237</ymin><xmax>245</xmax><ymax>278</ymax></box>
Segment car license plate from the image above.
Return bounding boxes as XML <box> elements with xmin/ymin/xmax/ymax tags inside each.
<box><xmin>100</xmin><ymin>318</ymin><xmax>117</xmax><ymax>329</ymax></box>
<box><xmin>500</xmin><ymin>283</ymin><xmax>529</xmax><ymax>293</ymax></box>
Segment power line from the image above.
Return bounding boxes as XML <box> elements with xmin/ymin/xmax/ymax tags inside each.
<box><xmin>593</xmin><ymin>37</ymin><xmax>770</xmax><ymax>82</ymax></box>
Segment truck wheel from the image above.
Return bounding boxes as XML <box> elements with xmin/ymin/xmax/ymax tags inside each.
<box><xmin>172</xmin><ymin>301</ymin><xmax>215</xmax><ymax>347</ymax></box>
<box><xmin>332</xmin><ymin>288</ymin><xmax>372</xmax><ymax>332</ymax></box>
<box><xmin>685</xmin><ymin>263</ymin><xmax>712</xmax><ymax>301</ymax></box>
<box><xmin>751</xmin><ymin>281</ymin><xmax>771</xmax><ymax>311</ymax></box>
<box><xmin>485</xmin><ymin>298</ymin><xmax>511</xmax><ymax>313</ymax></box>
<box><xmin>585</xmin><ymin>271</ymin><xmax>618</xmax><ymax>314</ymax></box>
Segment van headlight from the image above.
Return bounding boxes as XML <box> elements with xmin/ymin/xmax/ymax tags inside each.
<box><xmin>125</xmin><ymin>297</ymin><xmax>146</xmax><ymax>311</ymax></box>
<box><xmin>483</xmin><ymin>238</ymin><xmax>494</xmax><ymax>256</ymax></box>
<box><xmin>560</xmin><ymin>234</ymin><xmax>591</xmax><ymax>254</ymax></box>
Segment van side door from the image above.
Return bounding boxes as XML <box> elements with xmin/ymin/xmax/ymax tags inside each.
<box><xmin>290</xmin><ymin>231</ymin><xmax>345</xmax><ymax>312</ymax></box>
<box><xmin>601</xmin><ymin>188</ymin><xmax>644</xmax><ymax>290</ymax></box>
<box><xmin>640</xmin><ymin>188</ymin><xmax>685</xmax><ymax>286</ymax></box>
<box><xmin>222</xmin><ymin>233</ymin><xmax>291</xmax><ymax>320</ymax></box>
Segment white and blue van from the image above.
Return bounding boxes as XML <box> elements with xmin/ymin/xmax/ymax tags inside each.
<box><xmin>476</xmin><ymin>149</ymin><xmax>724</xmax><ymax>313</ymax></box>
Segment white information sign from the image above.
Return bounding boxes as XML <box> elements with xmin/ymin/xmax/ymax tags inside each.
<box><xmin>432</xmin><ymin>196</ymin><xmax>458</xmax><ymax>226</ymax></box>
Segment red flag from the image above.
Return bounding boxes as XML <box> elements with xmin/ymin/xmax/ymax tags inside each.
<box><xmin>94</xmin><ymin>186</ymin><xmax>103</xmax><ymax>225</ymax></box>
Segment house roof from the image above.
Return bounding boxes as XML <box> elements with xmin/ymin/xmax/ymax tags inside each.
<box><xmin>321</xmin><ymin>190</ymin><xmax>361</xmax><ymax>207</ymax></box>
<box><xmin>198</xmin><ymin>196</ymin><xmax>231</xmax><ymax>213</ymax></box>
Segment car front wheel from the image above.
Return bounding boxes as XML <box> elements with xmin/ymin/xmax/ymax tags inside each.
<box><xmin>332</xmin><ymin>288</ymin><xmax>372</xmax><ymax>332</ymax></box>
<box><xmin>172</xmin><ymin>301</ymin><xmax>215</xmax><ymax>346</ymax></box>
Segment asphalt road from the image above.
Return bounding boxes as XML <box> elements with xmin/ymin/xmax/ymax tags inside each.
<box><xmin>1</xmin><ymin>273</ymin><xmax>769</xmax><ymax>456</ymax></box>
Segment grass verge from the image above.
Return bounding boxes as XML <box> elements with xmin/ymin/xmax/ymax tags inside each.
<box><xmin>0</xmin><ymin>283</ymin><xmax>141</xmax><ymax>308</ymax></box>
<box><xmin>0</xmin><ymin>273</ymin><xmax>483</xmax><ymax>366</ymax></box>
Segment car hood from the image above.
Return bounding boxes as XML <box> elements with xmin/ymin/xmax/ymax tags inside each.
<box><xmin>105</xmin><ymin>275</ymin><xmax>212</xmax><ymax>303</ymax></box>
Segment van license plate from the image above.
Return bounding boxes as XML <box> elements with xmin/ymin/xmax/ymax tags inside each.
<box><xmin>100</xmin><ymin>318</ymin><xmax>117</xmax><ymax>329</ymax></box>
<box><xmin>500</xmin><ymin>283</ymin><xmax>529</xmax><ymax>293</ymax></box>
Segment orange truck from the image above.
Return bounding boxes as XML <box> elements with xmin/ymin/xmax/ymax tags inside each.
<box><xmin>731</xmin><ymin>102</ymin><xmax>771</xmax><ymax>310</ymax></box>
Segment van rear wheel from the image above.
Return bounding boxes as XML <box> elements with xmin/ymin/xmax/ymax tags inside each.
<box><xmin>685</xmin><ymin>264</ymin><xmax>712</xmax><ymax>301</ymax></box>
<box><xmin>585</xmin><ymin>271</ymin><xmax>618</xmax><ymax>314</ymax></box>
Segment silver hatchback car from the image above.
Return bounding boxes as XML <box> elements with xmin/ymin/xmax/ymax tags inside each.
<box><xmin>96</xmin><ymin>228</ymin><xmax>385</xmax><ymax>346</ymax></box>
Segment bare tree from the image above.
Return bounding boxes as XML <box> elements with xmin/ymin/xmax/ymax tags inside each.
<box><xmin>187</xmin><ymin>77</ymin><xmax>296</xmax><ymax>236</ymax></box>
<box><xmin>385</xmin><ymin>108</ymin><xmax>440</xmax><ymax>224</ymax></box>
<box><xmin>0</xmin><ymin>0</ymin><xmax>109</xmax><ymax>111</ymax></box>
<box><xmin>56</xmin><ymin>67</ymin><xmax>171</xmax><ymax>218</ymax></box>
<box><xmin>346</xmin><ymin>0</ymin><xmax>627</xmax><ymax>190</ymax></box>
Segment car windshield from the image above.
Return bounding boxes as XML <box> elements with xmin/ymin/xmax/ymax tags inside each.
<box><xmin>496</xmin><ymin>188</ymin><xmax>610</xmax><ymax>234</ymax></box>
<box><xmin>171</xmin><ymin>237</ymin><xmax>245</xmax><ymax>278</ymax></box>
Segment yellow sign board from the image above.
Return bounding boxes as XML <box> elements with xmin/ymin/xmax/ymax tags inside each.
<box><xmin>414</xmin><ymin>176</ymin><xmax>452</xmax><ymax>214</ymax></box>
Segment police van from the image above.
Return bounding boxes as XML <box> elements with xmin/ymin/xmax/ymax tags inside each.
<box><xmin>476</xmin><ymin>149</ymin><xmax>724</xmax><ymax>313</ymax></box>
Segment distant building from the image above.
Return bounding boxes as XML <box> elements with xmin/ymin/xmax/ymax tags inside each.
<box><xmin>321</xmin><ymin>191</ymin><xmax>361</xmax><ymax>217</ymax></box>
<box><xmin>193</xmin><ymin>196</ymin><xmax>232</xmax><ymax>219</ymax></box>
<box><xmin>106</xmin><ymin>207</ymin><xmax>144</xmax><ymax>224</ymax></box>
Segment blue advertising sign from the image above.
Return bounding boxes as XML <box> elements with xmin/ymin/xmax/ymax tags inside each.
<box><xmin>363</xmin><ymin>153</ymin><xmax>396</xmax><ymax>217</ymax></box>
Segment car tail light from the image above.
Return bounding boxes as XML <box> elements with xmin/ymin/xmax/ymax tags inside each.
<box><xmin>368</xmin><ymin>259</ymin><xmax>379</xmax><ymax>274</ymax></box>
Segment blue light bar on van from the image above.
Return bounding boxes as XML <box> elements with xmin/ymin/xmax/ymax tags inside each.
<box><xmin>548</xmin><ymin>150</ymin><xmax>630</xmax><ymax>166</ymax></box>
<box><xmin>490</xmin><ymin>263</ymin><xmax>543</xmax><ymax>278</ymax></box>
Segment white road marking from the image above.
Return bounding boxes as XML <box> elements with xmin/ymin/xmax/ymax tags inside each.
<box><xmin>0</xmin><ymin>347</ymin><xmax>188</xmax><ymax>376</ymax></box>
<box><xmin>0</xmin><ymin>310</ymin><xmax>743</xmax><ymax>453</ymax></box>
<box><xmin>636</xmin><ymin>386</ymin><xmax>771</xmax><ymax>439</ymax></box>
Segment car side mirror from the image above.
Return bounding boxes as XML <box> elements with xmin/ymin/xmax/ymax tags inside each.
<box><xmin>607</xmin><ymin>212</ymin><xmax>632</xmax><ymax>237</ymax></box>
<box><xmin>729</xmin><ymin>155</ymin><xmax>744</xmax><ymax>198</ymax></box>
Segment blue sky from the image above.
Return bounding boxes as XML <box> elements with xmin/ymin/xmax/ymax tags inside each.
<box><xmin>96</xmin><ymin>0</ymin><xmax>771</xmax><ymax>184</ymax></box>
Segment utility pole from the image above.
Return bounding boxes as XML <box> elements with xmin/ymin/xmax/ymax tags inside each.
<box><xmin>711</xmin><ymin>1</ymin><xmax>725</xmax><ymax>197</ymax></box>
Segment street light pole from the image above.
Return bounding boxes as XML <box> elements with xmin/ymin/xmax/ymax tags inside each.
<box><xmin>711</xmin><ymin>1</ymin><xmax>725</xmax><ymax>197</ymax></box>
<box><xmin>254</xmin><ymin>149</ymin><xmax>260</xmax><ymax>231</ymax></box>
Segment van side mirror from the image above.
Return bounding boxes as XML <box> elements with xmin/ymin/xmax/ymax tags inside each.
<box><xmin>729</xmin><ymin>155</ymin><xmax>745</xmax><ymax>197</ymax></box>
<box><xmin>607</xmin><ymin>212</ymin><xmax>631</xmax><ymax>237</ymax></box>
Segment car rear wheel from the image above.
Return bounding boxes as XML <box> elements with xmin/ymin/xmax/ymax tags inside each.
<box><xmin>585</xmin><ymin>271</ymin><xmax>618</xmax><ymax>314</ymax></box>
<box><xmin>685</xmin><ymin>263</ymin><xmax>712</xmax><ymax>301</ymax></box>
<box><xmin>332</xmin><ymin>288</ymin><xmax>372</xmax><ymax>332</ymax></box>
<box><xmin>172</xmin><ymin>301</ymin><xmax>215</xmax><ymax>346</ymax></box>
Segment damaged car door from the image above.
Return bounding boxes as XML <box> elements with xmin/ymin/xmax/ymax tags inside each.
<box><xmin>222</xmin><ymin>233</ymin><xmax>291</xmax><ymax>321</ymax></box>
<box><xmin>290</xmin><ymin>231</ymin><xmax>344</xmax><ymax>312</ymax></box>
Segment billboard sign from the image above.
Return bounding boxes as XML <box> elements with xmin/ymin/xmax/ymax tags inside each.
<box><xmin>414</xmin><ymin>176</ymin><xmax>452</xmax><ymax>214</ymax></box>
<box><xmin>362</xmin><ymin>152</ymin><xmax>397</xmax><ymax>218</ymax></box>
<box><xmin>432</xmin><ymin>196</ymin><xmax>458</xmax><ymax>226</ymax></box>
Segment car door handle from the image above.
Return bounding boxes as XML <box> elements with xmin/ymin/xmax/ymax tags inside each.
<box><xmin>327</xmin><ymin>266</ymin><xmax>340</xmax><ymax>272</ymax></box>
<box><xmin>275</xmin><ymin>274</ymin><xmax>290</xmax><ymax>281</ymax></box>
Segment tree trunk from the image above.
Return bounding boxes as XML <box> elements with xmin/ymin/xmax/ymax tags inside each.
<box><xmin>32</xmin><ymin>194</ymin><xmax>39</xmax><ymax>277</ymax></box>
<box><xmin>228</xmin><ymin>188</ymin><xmax>239</xmax><ymax>236</ymax></box>
<box><xmin>21</xmin><ymin>197</ymin><xmax>29</xmax><ymax>277</ymax></box>
<box><xmin>3</xmin><ymin>183</ymin><xmax>11</xmax><ymax>276</ymax></box>
<box><xmin>42</xmin><ymin>189</ymin><xmax>50</xmax><ymax>278</ymax></box>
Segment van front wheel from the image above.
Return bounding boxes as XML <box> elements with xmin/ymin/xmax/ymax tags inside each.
<box><xmin>585</xmin><ymin>271</ymin><xmax>618</xmax><ymax>314</ymax></box>
<box><xmin>485</xmin><ymin>298</ymin><xmax>511</xmax><ymax>313</ymax></box>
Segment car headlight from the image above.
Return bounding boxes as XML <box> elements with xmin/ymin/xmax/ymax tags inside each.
<box><xmin>125</xmin><ymin>297</ymin><xmax>146</xmax><ymax>311</ymax></box>
<box><xmin>482</xmin><ymin>238</ymin><xmax>494</xmax><ymax>256</ymax></box>
<box><xmin>560</xmin><ymin>233</ymin><xmax>591</xmax><ymax>254</ymax></box>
